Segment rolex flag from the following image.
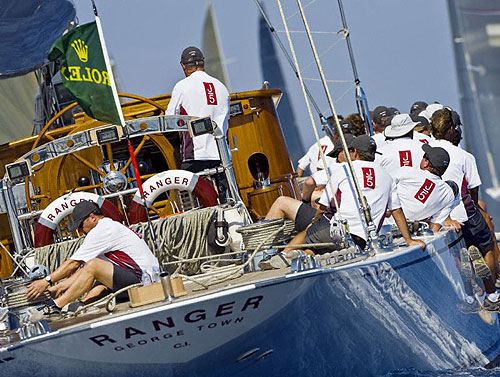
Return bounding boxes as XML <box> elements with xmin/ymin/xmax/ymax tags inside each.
<box><xmin>48</xmin><ymin>21</ymin><xmax>122</xmax><ymax>125</ymax></box>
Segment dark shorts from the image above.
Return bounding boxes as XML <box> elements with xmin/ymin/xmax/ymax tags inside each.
<box><xmin>304</xmin><ymin>216</ymin><xmax>366</xmax><ymax>254</ymax></box>
<box><xmin>462</xmin><ymin>207</ymin><xmax>494</xmax><ymax>255</ymax></box>
<box><xmin>295</xmin><ymin>203</ymin><xmax>316</xmax><ymax>232</ymax></box>
<box><xmin>112</xmin><ymin>264</ymin><xmax>141</xmax><ymax>292</ymax></box>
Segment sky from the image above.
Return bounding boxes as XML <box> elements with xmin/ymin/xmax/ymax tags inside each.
<box><xmin>72</xmin><ymin>0</ymin><xmax>459</xmax><ymax>152</ymax></box>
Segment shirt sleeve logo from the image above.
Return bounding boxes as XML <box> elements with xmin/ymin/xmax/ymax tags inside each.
<box><xmin>203</xmin><ymin>82</ymin><xmax>218</xmax><ymax>105</ymax></box>
<box><xmin>414</xmin><ymin>178</ymin><xmax>436</xmax><ymax>203</ymax></box>
<box><xmin>419</xmin><ymin>139</ymin><xmax>429</xmax><ymax>144</ymax></box>
<box><xmin>362</xmin><ymin>167</ymin><xmax>375</xmax><ymax>189</ymax></box>
<box><xmin>399</xmin><ymin>150</ymin><xmax>413</xmax><ymax>167</ymax></box>
<box><xmin>317</xmin><ymin>145</ymin><xmax>328</xmax><ymax>160</ymax></box>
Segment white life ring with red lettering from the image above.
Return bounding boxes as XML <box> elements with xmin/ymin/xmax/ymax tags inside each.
<box><xmin>128</xmin><ymin>170</ymin><xmax>219</xmax><ymax>224</ymax></box>
<box><xmin>34</xmin><ymin>192</ymin><xmax>123</xmax><ymax>248</ymax></box>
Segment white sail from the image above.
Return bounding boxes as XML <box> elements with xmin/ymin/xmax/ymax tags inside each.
<box><xmin>202</xmin><ymin>1</ymin><xmax>230</xmax><ymax>89</ymax></box>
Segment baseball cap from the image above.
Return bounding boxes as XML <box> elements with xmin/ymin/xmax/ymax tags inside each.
<box><xmin>410</xmin><ymin>101</ymin><xmax>428</xmax><ymax>115</ymax></box>
<box><xmin>350</xmin><ymin>134</ymin><xmax>381</xmax><ymax>155</ymax></box>
<box><xmin>384</xmin><ymin>114</ymin><xmax>418</xmax><ymax>138</ymax></box>
<box><xmin>337</xmin><ymin>119</ymin><xmax>354</xmax><ymax>134</ymax></box>
<box><xmin>410</xmin><ymin>112</ymin><xmax>430</xmax><ymax>126</ymax></box>
<box><xmin>327</xmin><ymin>133</ymin><xmax>355</xmax><ymax>157</ymax></box>
<box><xmin>370</xmin><ymin>106</ymin><xmax>388</xmax><ymax>125</ymax></box>
<box><xmin>180</xmin><ymin>46</ymin><xmax>204</xmax><ymax>65</ymax></box>
<box><xmin>422</xmin><ymin>144</ymin><xmax>450</xmax><ymax>171</ymax></box>
<box><xmin>70</xmin><ymin>201</ymin><xmax>100</xmax><ymax>231</ymax></box>
<box><xmin>387</xmin><ymin>107</ymin><xmax>401</xmax><ymax>117</ymax></box>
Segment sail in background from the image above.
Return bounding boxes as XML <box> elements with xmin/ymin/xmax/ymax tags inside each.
<box><xmin>447</xmin><ymin>0</ymin><xmax>500</xmax><ymax>220</ymax></box>
<box><xmin>258</xmin><ymin>11</ymin><xmax>304</xmax><ymax>165</ymax></box>
<box><xmin>0</xmin><ymin>74</ymin><xmax>38</xmax><ymax>143</ymax></box>
<box><xmin>202</xmin><ymin>1</ymin><xmax>230</xmax><ymax>88</ymax></box>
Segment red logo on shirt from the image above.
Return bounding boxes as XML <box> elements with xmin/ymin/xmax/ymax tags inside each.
<box><xmin>203</xmin><ymin>82</ymin><xmax>217</xmax><ymax>105</ymax></box>
<box><xmin>399</xmin><ymin>150</ymin><xmax>413</xmax><ymax>167</ymax></box>
<box><xmin>362</xmin><ymin>167</ymin><xmax>375</xmax><ymax>189</ymax></box>
<box><xmin>414</xmin><ymin>178</ymin><xmax>436</xmax><ymax>203</ymax></box>
<box><xmin>419</xmin><ymin>139</ymin><xmax>429</xmax><ymax>144</ymax></box>
<box><xmin>317</xmin><ymin>145</ymin><xmax>328</xmax><ymax>160</ymax></box>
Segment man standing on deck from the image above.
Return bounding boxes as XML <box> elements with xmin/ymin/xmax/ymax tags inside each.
<box><xmin>26</xmin><ymin>201</ymin><xmax>159</xmax><ymax>311</ymax></box>
<box><xmin>166</xmin><ymin>46</ymin><xmax>230</xmax><ymax>199</ymax></box>
<box><xmin>431</xmin><ymin>108</ymin><xmax>500</xmax><ymax>312</ymax></box>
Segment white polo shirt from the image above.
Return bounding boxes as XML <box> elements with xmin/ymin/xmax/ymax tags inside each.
<box><xmin>166</xmin><ymin>70</ymin><xmax>230</xmax><ymax>161</ymax></box>
<box><xmin>297</xmin><ymin>135</ymin><xmax>334</xmax><ymax>174</ymax></box>
<box><xmin>413</xmin><ymin>131</ymin><xmax>433</xmax><ymax>144</ymax></box>
<box><xmin>71</xmin><ymin>218</ymin><xmax>159</xmax><ymax>277</ymax></box>
<box><xmin>319</xmin><ymin>160</ymin><xmax>400</xmax><ymax>241</ymax></box>
<box><xmin>372</xmin><ymin>132</ymin><xmax>386</xmax><ymax>148</ymax></box>
<box><xmin>392</xmin><ymin>167</ymin><xmax>465</xmax><ymax>224</ymax></box>
<box><xmin>375</xmin><ymin>137</ymin><xmax>425</xmax><ymax>175</ymax></box>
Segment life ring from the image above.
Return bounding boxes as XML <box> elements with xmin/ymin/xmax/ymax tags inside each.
<box><xmin>34</xmin><ymin>192</ymin><xmax>123</xmax><ymax>248</ymax></box>
<box><xmin>128</xmin><ymin>170</ymin><xmax>219</xmax><ymax>224</ymax></box>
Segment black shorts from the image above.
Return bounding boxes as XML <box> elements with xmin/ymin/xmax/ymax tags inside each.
<box><xmin>462</xmin><ymin>207</ymin><xmax>494</xmax><ymax>255</ymax></box>
<box><xmin>304</xmin><ymin>216</ymin><xmax>366</xmax><ymax>254</ymax></box>
<box><xmin>112</xmin><ymin>264</ymin><xmax>141</xmax><ymax>292</ymax></box>
<box><xmin>294</xmin><ymin>203</ymin><xmax>316</xmax><ymax>232</ymax></box>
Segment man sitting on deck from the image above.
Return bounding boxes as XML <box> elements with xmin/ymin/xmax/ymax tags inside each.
<box><xmin>264</xmin><ymin>135</ymin><xmax>426</xmax><ymax>256</ymax></box>
<box><xmin>26</xmin><ymin>201</ymin><xmax>159</xmax><ymax>312</ymax></box>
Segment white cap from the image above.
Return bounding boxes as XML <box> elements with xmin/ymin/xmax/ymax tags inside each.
<box><xmin>384</xmin><ymin>114</ymin><xmax>419</xmax><ymax>138</ymax></box>
<box><xmin>425</xmin><ymin>103</ymin><xmax>444</xmax><ymax>120</ymax></box>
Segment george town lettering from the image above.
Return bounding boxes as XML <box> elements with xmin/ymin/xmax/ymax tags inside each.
<box><xmin>61</xmin><ymin>66</ymin><xmax>111</xmax><ymax>86</ymax></box>
<box><xmin>89</xmin><ymin>295</ymin><xmax>263</xmax><ymax>352</ymax></box>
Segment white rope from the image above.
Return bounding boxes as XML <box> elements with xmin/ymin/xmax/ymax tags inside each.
<box><xmin>302</xmin><ymin>77</ymin><xmax>351</xmax><ymax>83</ymax></box>
<box><xmin>301</xmin><ymin>37</ymin><xmax>346</xmax><ymax>72</ymax></box>
<box><xmin>285</xmin><ymin>0</ymin><xmax>317</xmax><ymax>21</ymax></box>
<box><xmin>276</xmin><ymin>30</ymin><xmax>340</xmax><ymax>35</ymax></box>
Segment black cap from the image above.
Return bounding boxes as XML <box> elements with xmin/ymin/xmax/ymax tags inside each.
<box><xmin>371</xmin><ymin>106</ymin><xmax>388</xmax><ymax>125</ymax></box>
<box><xmin>387</xmin><ymin>107</ymin><xmax>401</xmax><ymax>117</ymax></box>
<box><xmin>334</xmin><ymin>119</ymin><xmax>353</xmax><ymax>135</ymax></box>
<box><xmin>410</xmin><ymin>101</ymin><xmax>428</xmax><ymax>115</ymax></box>
<box><xmin>410</xmin><ymin>112</ymin><xmax>430</xmax><ymax>126</ymax></box>
<box><xmin>422</xmin><ymin>144</ymin><xmax>450</xmax><ymax>171</ymax></box>
<box><xmin>327</xmin><ymin>133</ymin><xmax>355</xmax><ymax>158</ymax></box>
<box><xmin>70</xmin><ymin>201</ymin><xmax>100</xmax><ymax>231</ymax></box>
<box><xmin>351</xmin><ymin>134</ymin><xmax>381</xmax><ymax>155</ymax></box>
<box><xmin>180</xmin><ymin>46</ymin><xmax>204</xmax><ymax>65</ymax></box>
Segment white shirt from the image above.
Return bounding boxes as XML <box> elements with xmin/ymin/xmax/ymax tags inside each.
<box><xmin>297</xmin><ymin>136</ymin><xmax>334</xmax><ymax>174</ymax></box>
<box><xmin>311</xmin><ymin>158</ymin><xmax>338</xmax><ymax>186</ymax></box>
<box><xmin>71</xmin><ymin>218</ymin><xmax>159</xmax><ymax>276</ymax></box>
<box><xmin>429</xmin><ymin>138</ymin><xmax>479</xmax><ymax>218</ymax></box>
<box><xmin>372</xmin><ymin>132</ymin><xmax>386</xmax><ymax>148</ymax></box>
<box><xmin>319</xmin><ymin>160</ymin><xmax>400</xmax><ymax>241</ymax></box>
<box><xmin>413</xmin><ymin>131</ymin><xmax>433</xmax><ymax>144</ymax></box>
<box><xmin>392</xmin><ymin>167</ymin><xmax>465</xmax><ymax>224</ymax></box>
<box><xmin>166</xmin><ymin>70</ymin><xmax>230</xmax><ymax>161</ymax></box>
<box><xmin>375</xmin><ymin>137</ymin><xmax>425</xmax><ymax>176</ymax></box>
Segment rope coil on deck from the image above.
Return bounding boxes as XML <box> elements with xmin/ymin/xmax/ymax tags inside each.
<box><xmin>236</xmin><ymin>218</ymin><xmax>295</xmax><ymax>251</ymax></box>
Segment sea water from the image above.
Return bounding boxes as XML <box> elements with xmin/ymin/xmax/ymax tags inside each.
<box><xmin>383</xmin><ymin>367</ymin><xmax>500</xmax><ymax>376</ymax></box>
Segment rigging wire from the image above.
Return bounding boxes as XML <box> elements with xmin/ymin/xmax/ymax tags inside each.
<box><xmin>276</xmin><ymin>0</ymin><xmax>341</xmax><ymax>216</ymax></box>
<box><xmin>294</xmin><ymin>0</ymin><xmax>377</xmax><ymax>250</ymax></box>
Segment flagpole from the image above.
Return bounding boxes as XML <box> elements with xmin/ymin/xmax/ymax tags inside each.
<box><xmin>91</xmin><ymin>0</ymin><xmax>159</xmax><ymax>253</ymax></box>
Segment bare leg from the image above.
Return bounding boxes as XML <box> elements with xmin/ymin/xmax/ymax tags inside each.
<box><xmin>484</xmin><ymin>250</ymin><xmax>498</xmax><ymax>294</ymax></box>
<box><xmin>81</xmin><ymin>284</ymin><xmax>110</xmax><ymax>304</ymax></box>
<box><xmin>265</xmin><ymin>196</ymin><xmax>303</xmax><ymax>221</ymax></box>
<box><xmin>284</xmin><ymin>229</ymin><xmax>308</xmax><ymax>253</ymax></box>
<box><xmin>54</xmin><ymin>258</ymin><xmax>114</xmax><ymax>308</ymax></box>
<box><xmin>48</xmin><ymin>268</ymin><xmax>85</xmax><ymax>298</ymax></box>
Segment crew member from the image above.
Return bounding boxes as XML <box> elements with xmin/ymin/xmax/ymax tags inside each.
<box><xmin>26</xmin><ymin>201</ymin><xmax>159</xmax><ymax>310</ymax></box>
<box><xmin>297</xmin><ymin>119</ymin><xmax>352</xmax><ymax>177</ymax></box>
<box><xmin>431</xmin><ymin>108</ymin><xmax>499</xmax><ymax>312</ymax></box>
<box><xmin>376</xmin><ymin>114</ymin><xmax>425</xmax><ymax>174</ymax></box>
<box><xmin>166</xmin><ymin>46</ymin><xmax>230</xmax><ymax>199</ymax></box>
<box><xmin>392</xmin><ymin>144</ymin><xmax>465</xmax><ymax>232</ymax></box>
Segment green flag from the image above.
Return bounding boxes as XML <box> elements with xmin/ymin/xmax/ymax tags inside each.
<box><xmin>48</xmin><ymin>22</ymin><xmax>121</xmax><ymax>125</ymax></box>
